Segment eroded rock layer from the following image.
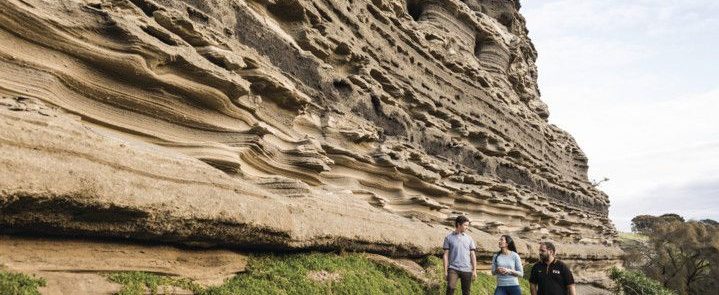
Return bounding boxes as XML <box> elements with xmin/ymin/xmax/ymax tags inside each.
<box><xmin>0</xmin><ymin>0</ymin><xmax>620</xmax><ymax>286</ymax></box>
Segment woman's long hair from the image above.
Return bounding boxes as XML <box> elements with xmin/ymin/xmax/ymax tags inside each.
<box><xmin>497</xmin><ymin>234</ymin><xmax>517</xmax><ymax>255</ymax></box>
<box><xmin>493</xmin><ymin>235</ymin><xmax>519</xmax><ymax>272</ymax></box>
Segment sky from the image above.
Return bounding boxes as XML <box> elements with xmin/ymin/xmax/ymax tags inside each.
<box><xmin>521</xmin><ymin>0</ymin><xmax>719</xmax><ymax>231</ymax></box>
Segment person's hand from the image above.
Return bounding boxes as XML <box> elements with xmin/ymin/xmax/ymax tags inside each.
<box><xmin>444</xmin><ymin>269</ymin><xmax>448</xmax><ymax>278</ymax></box>
<box><xmin>497</xmin><ymin>267</ymin><xmax>507</xmax><ymax>274</ymax></box>
<box><xmin>472</xmin><ymin>271</ymin><xmax>477</xmax><ymax>280</ymax></box>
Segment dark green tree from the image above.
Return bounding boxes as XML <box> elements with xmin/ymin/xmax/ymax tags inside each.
<box><xmin>627</xmin><ymin>214</ymin><xmax>719</xmax><ymax>295</ymax></box>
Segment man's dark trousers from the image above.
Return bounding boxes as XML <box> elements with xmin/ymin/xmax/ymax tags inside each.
<box><xmin>446</xmin><ymin>268</ymin><xmax>472</xmax><ymax>295</ymax></box>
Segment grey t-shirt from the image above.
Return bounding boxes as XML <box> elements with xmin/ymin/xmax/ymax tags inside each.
<box><xmin>492</xmin><ymin>251</ymin><xmax>524</xmax><ymax>286</ymax></box>
<box><xmin>443</xmin><ymin>232</ymin><xmax>476</xmax><ymax>272</ymax></box>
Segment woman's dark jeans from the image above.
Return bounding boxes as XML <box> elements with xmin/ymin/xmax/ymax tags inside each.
<box><xmin>494</xmin><ymin>285</ymin><xmax>522</xmax><ymax>295</ymax></box>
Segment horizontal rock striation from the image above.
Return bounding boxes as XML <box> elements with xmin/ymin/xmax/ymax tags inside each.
<box><xmin>0</xmin><ymin>0</ymin><xmax>620</xmax><ymax>286</ymax></box>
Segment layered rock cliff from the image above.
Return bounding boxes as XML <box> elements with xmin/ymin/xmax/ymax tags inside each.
<box><xmin>0</xmin><ymin>0</ymin><xmax>620</xmax><ymax>287</ymax></box>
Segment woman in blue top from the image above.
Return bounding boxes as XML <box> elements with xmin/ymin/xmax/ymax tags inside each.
<box><xmin>491</xmin><ymin>235</ymin><xmax>524</xmax><ymax>295</ymax></box>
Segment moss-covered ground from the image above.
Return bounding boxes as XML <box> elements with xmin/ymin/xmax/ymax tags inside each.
<box><xmin>0</xmin><ymin>270</ymin><xmax>46</xmax><ymax>295</ymax></box>
<box><xmin>106</xmin><ymin>271</ymin><xmax>204</xmax><ymax>295</ymax></box>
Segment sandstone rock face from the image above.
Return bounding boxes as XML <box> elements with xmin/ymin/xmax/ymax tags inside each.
<box><xmin>0</xmin><ymin>0</ymin><xmax>620</xmax><ymax>286</ymax></box>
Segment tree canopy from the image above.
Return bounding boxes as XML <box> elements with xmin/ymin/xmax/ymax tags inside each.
<box><xmin>626</xmin><ymin>214</ymin><xmax>719</xmax><ymax>295</ymax></box>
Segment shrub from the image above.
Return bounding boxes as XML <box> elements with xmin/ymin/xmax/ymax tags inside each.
<box><xmin>609</xmin><ymin>267</ymin><xmax>674</xmax><ymax>295</ymax></box>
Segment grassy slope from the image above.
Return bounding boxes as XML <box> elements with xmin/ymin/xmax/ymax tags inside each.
<box><xmin>1</xmin><ymin>252</ymin><xmax>534</xmax><ymax>294</ymax></box>
<box><xmin>201</xmin><ymin>253</ymin><xmax>427</xmax><ymax>295</ymax></box>
<box><xmin>105</xmin><ymin>253</ymin><xmax>532</xmax><ymax>295</ymax></box>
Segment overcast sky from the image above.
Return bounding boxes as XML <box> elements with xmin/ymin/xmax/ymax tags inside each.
<box><xmin>522</xmin><ymin>0</ymin><xmax>719</xmax><ymax>231</ymax></box>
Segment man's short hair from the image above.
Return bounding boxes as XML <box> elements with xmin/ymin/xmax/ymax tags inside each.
<box><xmin>454</xmin><ymin>215</ymin><xmax>470</xmax><ymax>227</ymax></box>
<box><xmin>540</xmin><ymin>241</ymin><xmax>556</xmax><ymax>253</ymax></box>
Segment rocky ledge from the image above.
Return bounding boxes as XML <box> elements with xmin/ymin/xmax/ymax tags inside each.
<box><xmin>0</xmin><ymin>0</ymin><xmax>620</xmax><ymax>288</ymax></box>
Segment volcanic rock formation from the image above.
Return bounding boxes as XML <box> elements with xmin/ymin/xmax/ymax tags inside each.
<box><xmin>0</xmin><ymin>0</ymin><xmax>621</xmax><ymax>287</ymax></box>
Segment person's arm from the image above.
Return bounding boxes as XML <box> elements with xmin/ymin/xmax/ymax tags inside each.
<box><xmin>511</xmin><ymin>253</ymin><xmax>524</xmax><ymax>277</ymax></box>
<box><xmin>470</xmin><ymin>250</ymin><xmax>477</xmax><ymax>279</ymax></box>
<box><xmin>530</xmin><ymin>284</ymin><xmax>538</xmax><ymax>295</ymax></box>
<box><xmin>442</xmin><ymin>237</ymin><xmax>450</xmax><ymax>277</ymax></box>
<box><xmin>567</xmin><ymin>284</ymin><xmax>576</xmax><ymax>295</ymax></box>
<box><xmin>563</xmin><ymin>262</ymin><xmax>576</xmax><ymax>295</ymax></box>
<box><xmin>443</xmin><ymin>249</ymin><xmax>449</xmax><ymax>277</ymax></box>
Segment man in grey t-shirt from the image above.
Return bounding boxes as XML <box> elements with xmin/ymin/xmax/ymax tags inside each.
<box><xmin>443</xmin><ymin>215</ymin><xmax>477</xmax><ymax>295</ymax></box>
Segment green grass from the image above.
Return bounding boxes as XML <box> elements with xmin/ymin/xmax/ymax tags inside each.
<box><xmin>0</xmin><ymin>270</ymin><xmax>47</xmax><ymax>295</ymax></box>
<box><xmin>201</xmin><ymin>252</ymin><xmax>426</xmax><ymax>295</ymax></box>
<box><xmin>106</xmin><ymin>253</ymin><xmax>534</xmax><ymax>295</ymax></box>
<box><xmin>106</xmin><ymin>271</ymin><xmax>202</xmax><ymax>295</ymax></box>
<box><xmin>609</xmin><ymin>267</ymin><xmax>675</xmax><ymax>295</ymax></box>
<box><xmin>618</xmin><ymin>232</ymin><xmax>649</xmax><ymax>242</ymax></box>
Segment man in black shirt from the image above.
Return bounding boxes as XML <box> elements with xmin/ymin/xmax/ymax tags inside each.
<box><xmin>529</xmin><ymin>242</ymin><xmax>576</xmax><ymax>295</ymax></box>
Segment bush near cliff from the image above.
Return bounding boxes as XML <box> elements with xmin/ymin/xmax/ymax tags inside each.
<box><xmin>621</xmin><ymin>214</ymin><xmax>719</xmax><ymax>295</ymax></box>
<box><xmin>609</xmin><ymin>267</ymin><xmax>674</xmax><ymax>295</ymax></box>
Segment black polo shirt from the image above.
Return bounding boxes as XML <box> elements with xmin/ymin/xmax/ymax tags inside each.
<box><xmin>529</xmin><ymin>259</ymin><xmax>575</xmax><ymax>295</ymax></box>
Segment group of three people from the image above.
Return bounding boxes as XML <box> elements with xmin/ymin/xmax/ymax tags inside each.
<box><xmin>443</xmin><ymin>215</ymin><xmax>576</xmax><ymax>295</ymax></box>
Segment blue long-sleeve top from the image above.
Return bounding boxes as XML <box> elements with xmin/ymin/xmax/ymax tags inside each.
<box><xmin>491</xmin><ymin>251</ymin><xmax>524</xmax><ymax>286</ymax></box>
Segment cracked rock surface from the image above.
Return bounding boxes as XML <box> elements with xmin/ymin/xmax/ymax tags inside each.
<box><xmin>0</xmin><ymin>0</ymin><xmax>620</xmax><ymax>287</ymax></box>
